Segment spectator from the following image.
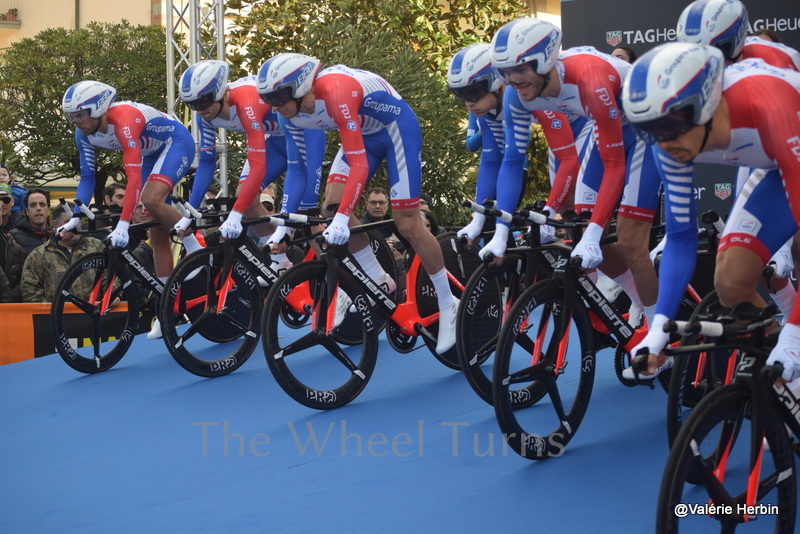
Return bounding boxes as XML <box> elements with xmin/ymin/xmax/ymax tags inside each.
<box><xmin>261</xmin><ymin>182</ymin><xmax>277</xmax><ymax>214</ymax></box>
<box><xmin>21</xmin><ymin>202</ymin><xmax>104</xmax><ymax>303</ymax></box>
<box><xmin>419</xmin><ymin>192</ymin><xmax>432</xmax><ymax>214</ymax></box>
<box><xmin>102</xmin><ymin>182</ymin><xmax>126</xmax><ymax>212</ymax></box>
<box><xmin>753</xmin><ymin>28</ymin><xmax>781</xmax><ymax>43</ymax></box>
<box><xmin>0</xmin><ymin>183</ymin><xmax>17</xmax><ymax>232</ymax></box>
<box><xmin>0</xmin><ymin>163</ymin><xmax>26</xmax><ymax>220</ymax></box>
<box><xmin>359</xmin><ymin>187</ymin><xmax>393</xmax><ymax>239</ymax></box>
<box><xmin>421</xmin><ymin>209</ymin><xmax>440</xmax><ymax>235</ymax></box>
<box><xmin>0</xmin><ymin>209</ymin><xmax>26</xmax><ymax>302</ymax></box>
<box><xmin>0</xmin><ymin>265</ymin><xmax>10</xmax><ymax>303</ymax></box>
<box><xmin>11</xmin><ymin>189</ymin><xmax>51</xmax><ymax>254</ymax></box>
<box><xmin>611</xmin><ymin>45</ymin><xmax>638</xmax><ymax>63</ymax></box>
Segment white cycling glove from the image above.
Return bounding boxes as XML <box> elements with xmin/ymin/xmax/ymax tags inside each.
<box><xmin>572</xmin><ymin>222</ymin><xmax>604</xmax><ymax>269</ymax></box>
<box><xmin>767</xmin><ymin>324</ymin><xmax>800</xmax><ymax>381</ymax></box>
<box><xmin>769</xmin><ymin>240</ymin><xmax>794</xmax><ymax>278</ymax></box>
<box><xmin>538</xmin><ymin>206</ymin><xmax>557</xmax><ymax>244</ymax></box>
<box><xmin>323</xmin><ymin>213</ymin><xmax>351</xmax><ymax>245</ymax></box>
<box><xmin>109</xmin><ymin>220</ymin><xmax>130</xmax><ymax>248</ymax></box>
<box><xmin>457</xmin><ymin>212</ymin><xmax>486</xmax><ymax>241</ymax></box>
<box><xmin>220</xmin><ymin>210</ymin><xmax>244</xmax><ymax>239</ymax></box>
<box><xmin>478</xmin><ymin>224</ymin><xmax>509</xmax><ymax>261</ymax></box>
<box><xmin>630</xmin><ymin>315</ymin><xmax>671</xmax><ymax>361</ymax></box>
<box><xmin>56</xmin><ymin>216</ymin><xmax>81</xmax><ymax>236</ymax></box>
<box><xmin>173</xmin><ymin>216</ymin><xmax>193</xmax><ymax>233</ymax></box>
<box><xmin>267</xmin><ymin>225</ymin><xmax>292</xmax><ymax>246</ymax></box>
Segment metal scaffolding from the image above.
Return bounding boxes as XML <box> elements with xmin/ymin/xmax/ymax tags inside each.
<box><xmin>165</xmin><ymin>0</ymin><xmax>228</xmax><ymax>195</ymax></box>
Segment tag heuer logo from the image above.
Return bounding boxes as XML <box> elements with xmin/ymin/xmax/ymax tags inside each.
<box><xmin>606</xmin><ymin>31</ymin><xmax>622</xmax><ymax>47</ymax></box>
<box><xmin>715</xmin><ymin>183</ymin><xmax>732</xmax><ymax>200</ymax></box>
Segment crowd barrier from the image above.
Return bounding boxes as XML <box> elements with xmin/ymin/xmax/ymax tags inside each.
<box><xmin>0</xmin><ymin>303</ymin><xmax>153</xmax><ymax>365</ymax></box>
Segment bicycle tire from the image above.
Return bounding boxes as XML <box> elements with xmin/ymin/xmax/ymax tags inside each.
<box><xmin>51</xmin><ymin>252</ymin><xmax>139</xmax><ymax>374</ymax></box>
<box><xmin>415</xmin><ymin>231</ymin><xmax>483</xmax><ymax>370</ymax></box>
<box><xmin>657</xmin><ymin>383</ymin><xmax>796</xmax><ymax>533</ymax></box>
<box><xmin>457</xmin><ymin>252</ymin><xmax>555</xmax><ymax>406</ymax></box>
<box><xmin>666</xmin><ymin>290</ymin><xmax>738</xmax><ymax>447</ymax></box>
<box><xmin>492</xmin><ymin>278</ymin><xmax>596</xmax><ymax>460</ymax></box>
<box><xmin>262</xmin><ymin>260</ymin><xmax>379</xmax><ymax>410</ymax></box>
<box><xmin>159</xmin><ymin>248</ymin><xmax>262</xmax><ymax>377</ymax></box>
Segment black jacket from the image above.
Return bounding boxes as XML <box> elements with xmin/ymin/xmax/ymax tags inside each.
<box><xmin>10</xmin><ymin>217</ymin><xmax>51</xmax><ymax>254</ymax></box>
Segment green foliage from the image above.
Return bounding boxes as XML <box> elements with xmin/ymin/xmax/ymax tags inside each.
<box><xmin>0</xmin><ymin>21</ymin><xmax>168</xmax><ymax>201</ymax></box>
<box><xmin>222</xmin><ymin>0</ymin><xmax>535</xmax><ymax>226</ymax></box>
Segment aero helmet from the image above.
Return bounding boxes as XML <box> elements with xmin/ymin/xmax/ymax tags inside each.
<box><xmin>256</xmin><ymin>53</ymin><xmax>321</xmax><ymax>107</ymax></box>
<box><xmin>62</xmin><ymin>81</ymin><xmax>117</xmax><ymax>119</ymax></box>
<box><xmin>490</xmin><ymin>18</ymin><xmax>562</xmax><ymax>75</ymax></box>
<box><xmin>447</xmin><ymin>43</ymin><xmax>504</xmax><ymax>102</ymax></box>
<box><xmin>180</xmin><ymin>60</ymin><xmax>230</xmax><ymax>110</ymax></box>
<box><xmin>676</xmin><ymin>0</ymin><xmax>748</xmax><ymax>61</ymax></box>
<box><xmin>622</xmin><ymin>43</ymin><xmax>725</xmax><ymax>144</ymax></box>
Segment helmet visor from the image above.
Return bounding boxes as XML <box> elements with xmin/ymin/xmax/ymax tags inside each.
<box><xmin>184</xmin><ymin>92</ymin><xmax>217</xmax><ymax>111</ymax></box>
<box><xmin>631</xmin><ymin>112</ymin><xmax>696</xmax><ymax>145</ymax></box>
<box><xmin>450</xmin><ymin>81</ymin><xmax>490</xmax><ymax>103</ymax></box>
<box><xmin>260</xmin><ymin>86</ymin><xmax>294</xmax><ymax>108</ymax></box>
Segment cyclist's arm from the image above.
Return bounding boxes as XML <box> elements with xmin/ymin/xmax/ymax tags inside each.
<box><xmin>231</xmin><ymin>104</ymin><xmax>270</xmax><ymax>214</ymax></box>
<box><xmin>316</xmin><ymin>73</ymin><xmax>369</xmax><ymax>218</ymax></box>
<box><xmin>473</xmin><ymin>113</ymin><xmax>504</xmax><ymax>204</ymax></box>
<box><xmin>110</xmin><ymin>105</ymin><xmax>147</xmax><ymax>222</ymax></box>
<box><xmin>577</xmin><ymin>68</ymin><xmax>627</xmax><ymax>228</ymax></box>
<box><xmin>293</xmin><ymin>127</ymin><xmax>326</xmax><ymax>212</ymax></box>
<box><xmin>537</xmin><ymin>111</ymin><xmax>580</xmax><ymax>213</ymax></box>
<box><xmin>495</xmin><ymin>87</ymin><xmax>533</xmax><ymax>224</ymax></box>
<box><xmin>466</xmin><ymin>113</ymin><xmax>482</xmax><ymax>153</ymax></box>
<box><xmin>188</xmin><ymin>116</ymin><xmax>218</xmax><ymax>209</ymax></box>
<box><xmin>756</xmin><ymin>91</ymin><xmax>800</xmax><ymax>223</ymax></box>
<box><xmin>653</xmin><ymin>147</ymin><xmax>699</xmax><ymax>321</ymax></box>
<box><xmin>74</xmin><ymin>129</ymin><xmax>97</xmax><ymax>205</ymax></box>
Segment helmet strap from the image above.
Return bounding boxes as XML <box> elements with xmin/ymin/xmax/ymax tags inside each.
<box><xmin>487</xmin><ymin>90</ymin><xmax>504</xmax><ymax>121</ymax></box>
<box><xmin>698</xmin><ymin>119</ymin><xmax>713</xmax><ymax>154</ymax></box>
<box><xmin>534</xmin><ymin>72</ymin><xmax>551</xmax><ymax>100</ymax></box>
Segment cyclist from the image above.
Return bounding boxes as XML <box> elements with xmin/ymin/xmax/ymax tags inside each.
<box><xmin>620</xmin><ymin>43</ymin><xmax>800</xmax><ymax>381</ymax></box>
<box><xmin>674</xmin><ymin>0</ymin><xmax>800</xmax><ymax>323</ymax></box>
<box><xmin>256</xmin><ymin>53</ymin><xmax>458</xmax><ymax>355</ymax></box>
<box><xmin>59</xmin><ymin>80</ymin><xmax>201</xmax><ymax>338</ymax></box>
<box><xmin>447</xmin><ymin>43</ymin><xmax>582</xmax><ymax>246</ymax></box>
<box><xmin>485</xmin><ymin>17</ymin><xmax>660</xmax><ymax>327</ymax></box>
<box><xmin>178</xmin><ymin>60</ymin><xmax>325</xmax><ymax>268</ymax></box>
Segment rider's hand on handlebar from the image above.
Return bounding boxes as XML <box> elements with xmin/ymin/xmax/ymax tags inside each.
<box><xmin>56</xmin><ymin>217</ymin><xmax>81</xmax><ymax>237</ymax></box>
<box><xmin>322</xmin><ymin>213</ymin><xmax>351</xmax><ymax>245</ymax></box>
<box><xmin>478</xmin><ymin>224</ymin><xmax>508</xmax><ymax>264</ymax></box>
<box><xmin>571</xmin><ymin>222</ymin><xmax>604</xmax><ymax>269</ymax></box>
<box><xmin>109</xmin><ymin>220</ymin><xmax>130</xmax><ymax>248</ymax></box>
<box><xmin>220</xmin><ymin>210</ymin><xmax>244</xmax><ymax>239</ymax></box>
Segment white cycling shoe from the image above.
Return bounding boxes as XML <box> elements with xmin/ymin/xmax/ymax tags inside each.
<box><xmin>621</xmin><ymin>355</ymin><xmax>674</xmax><ymax>381</ymax></box>
<box><xmin>435</xmin><ymin>298</ymin><xmax>459</xmax><ymax>355</ymax></box>
<box><xmin>147</xmin><ymin>318</ymin><xmax>163</xmax><ymax>340</ymax></box>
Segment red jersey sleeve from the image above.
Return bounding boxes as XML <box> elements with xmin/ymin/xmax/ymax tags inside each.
<box><xmin>314</xmin><ymin>73</ymin><xmax>369</xmax><ymax>218</ymax></box>
<box><xmin>231</xmin><ymin>85</ymin><xmax>271</xmax><ymax>213</ymax></box>
<box><xmin>536</xmin><ymin>110</ymin><xmax>580</xmax><ymax>213</ymax></box>
<box><xmin>109</xmin><ymin>104</ymin><xmax>146</xmax><ymax>222</ymax></box>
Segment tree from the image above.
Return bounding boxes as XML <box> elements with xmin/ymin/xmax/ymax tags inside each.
<box><xmin>0</xmin><ymin>21</ymin><xmax>168</xmax><ymax>203</ymax></box>
<box><xmin>220</xmin><ymin>0</ymin><xmax>538</xmax><ymax>226</ymax></box>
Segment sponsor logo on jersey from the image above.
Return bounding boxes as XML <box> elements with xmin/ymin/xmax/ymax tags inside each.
<box><xmin>252</xmin><ymin>120</ymin><xmax>261</xmax><ymax>131</ymax></box>
<box><xmin>128</xmin><ymin>140</ymin><xmax>137</xmax><ymax>148</ymax></box>
<box><xmin>346</xmin><ymin>120</ymin><xmax>357</xmax><ymax>131</ymax></box>
<box><xmin>551</xmin><ymin>119</ymin><xmax>562</xmax><ymax>129</ymax></box>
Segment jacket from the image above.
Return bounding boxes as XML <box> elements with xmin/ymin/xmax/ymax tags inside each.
<box><xmin>0</xmin><ymin>231</ymin><xmax>26</xmax><ymax>302</ymax></box>
<box><xmin>21</xmin><ymin>236</ymin><xmax>105</xmax><ymax>303</ymax></box>
<box><xmin>10</xmin><ymin>217</ymin><xmax>51</xmax><ymax>254</ymax></box>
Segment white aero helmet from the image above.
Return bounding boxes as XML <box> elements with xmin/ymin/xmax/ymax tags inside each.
<box><xmin>256</xmin><ymin>53</ymin><xmax>321</xmax><ymax>107</ymax></box>
<box><xmin>676</xmin><ymin>0</ymin><xmax>748</xmax><ymax>61</ymax></box>
<box><xmin>62</xmin><ymin>80</ymin><xmax>116</xmax><ymax>118</ymax></box>
<box><xmin>447</xmin><ymin>43</ymin><xmax>504</xmax><ymax>102</ymax></box>
<box><xmin>490</xmin><ymin>17</ymin><xmax>562</xmax><ymax>75</ymax></box>
<box><xmin>622</xmin><ymin>43</ymin><xmax>725</xmax><ymax>144</ymax></box>
<box><xmin>180</xmin><ymin>60</ymin><xmax>230</xmax><ymax>110</ymax></box>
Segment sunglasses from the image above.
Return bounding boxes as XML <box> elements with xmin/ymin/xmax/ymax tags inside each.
<box><xmin>632</xmin><ymin>112</ymin><xmax>697</xmax><ymax>145</ymax></box>
<box><xmin>450</xmin><ymin>82</ymin><xmax>490</xmax><ymax>103</ymax></box>
<box><xmin>0</xmin><ymin>197</ymin><xmax>10</xmax><ymax>204</ymax></box>
<box><xmin>260</xmin><ymin>86</ymin><xmax>294</xmax><ymax>108</ymax></box>
<box><xmin>184</xmin><ymin>92</ymin><xmax>217</xmax><ymax>111</ymax></box>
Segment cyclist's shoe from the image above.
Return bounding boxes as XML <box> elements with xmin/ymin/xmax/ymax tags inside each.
<box><xmin>270</xmin><ymin>255</ymin><xmax>293</xmax><ymax>275</ymax></box>
<box><xmin>147</xmin><ymin>318</ymin><xmax>163</xmax><ymax>340</ymax></box>
<box><xmin>435</xmin><ymin>298</ymin><xmax>459</xmax><ymax>355</ymax></box>
<box><xmin>621</xmin><ymin>354</ymin><xmax>673</xmax><ymax>380</ymax></box>
<box><xmin>333</xmin><ymin>290</ymin><xmax>352</xmax><ymax>329</ymax></box>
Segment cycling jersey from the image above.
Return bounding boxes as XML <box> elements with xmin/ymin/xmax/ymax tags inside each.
<box><xmin>279</xmin><ymin>65</ymin><xmax>422</xmax><ymax>218</ymax></box>
<box><xmin>655</xmin><ymin>59</ymin><xmax>800</xmax><ymax>321</ymax></box>
<box><xmin>497</xmin><ymin>47</ymin><xmax>660</xmax><ymax>228</ymax></box>
<box><xmin>741</xmin><ymin>36</ymin><xmax>800</xmax><ymax>71</ymax></box>
<box><xmin>190</xmin><ymin>76</ymin><xmax>325</xmax><ymax>213</ymax></box>
<box><xmin>74</xmin><ymin>101</ymin><xmax>194</xmax><ymax>222</ymax></box>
